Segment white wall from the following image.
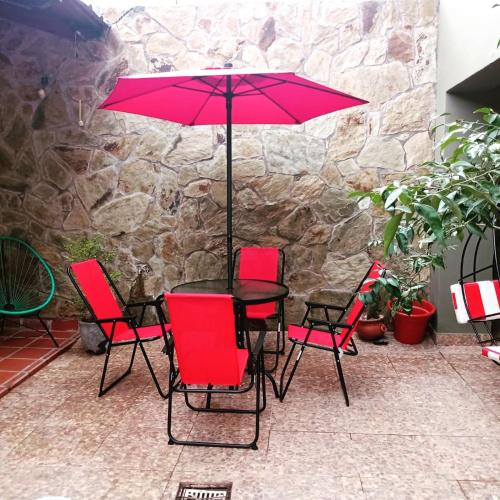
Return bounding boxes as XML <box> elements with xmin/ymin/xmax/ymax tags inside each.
<box><xmin>433</xmin><ymin>0</ymin><xmax>500</xmax><ymax>333</ymax></box>
<box><xmin>437</xmin><ymin>0</ymin><xmax>500</xmax><ymax>114</ymax></box>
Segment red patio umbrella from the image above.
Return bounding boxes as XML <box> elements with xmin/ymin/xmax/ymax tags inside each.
<box><xmin>99</xmin><ymin>66</ymin><xmax>367</xmax><ymax>288</ymax></box>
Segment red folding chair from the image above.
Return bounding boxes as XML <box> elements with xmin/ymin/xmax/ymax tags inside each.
<box><xmin>164</xmin><ymin>293</ymin><xmax>267</xmax><ymax>449</ymax></box>
<box><xmin>279</xmin><ymin>261</ymin><xmax>385</xmax><ymax>406</ymax></box>
<box><xmin>233</xmin><ymin>247</ymin><xmax>285</xmax><ymax>370</ymax></box>
<box><xmin>67</xmin><ymin>259</ymin><xmax>172</xmax><ymax>398</ymax></box>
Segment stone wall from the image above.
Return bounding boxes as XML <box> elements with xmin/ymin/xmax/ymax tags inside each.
<box><xmin>0</xmin><ymin>0</ymin><xmax>437</xmax><ymax>321</ymax></box>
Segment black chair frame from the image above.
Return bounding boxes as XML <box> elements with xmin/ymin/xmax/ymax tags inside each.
<box><xmin>0</xmin><ymin>236</ymin><xmax>58</xmax><ymax>347</ymax></box>
<box><xmin>67</xmin><ymin>261</ymin><xmax>173</xmax><ymax>398</ymax></box>
<box><xmin>280</xmin><ymin>264</ymin><xmax>383</xmax><ymax>406</ymax></box>
<box><xmin>167</xmin><ymin>331</ymin><xmax>267</xmax><ymax>450</ymax></box>
<box><xmin>232</xmin><ymin>248</ymin><xmax>286</xmax><ymax>372</ymax></box>
<box><xmin>458</xmin><ymin>227</ymin><xmax>500</xmax><ymax>345</ymax></box>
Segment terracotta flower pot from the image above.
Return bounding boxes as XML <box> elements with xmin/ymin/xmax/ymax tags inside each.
<box><xmin>391</xmin><ymin>300</ymin><xmax>436</xmax><ymax>345</ymax></box>
<box><xmin>356</xmin><ymin>315</ymin><xmax>387</xmax><ymax>341</ymax></box>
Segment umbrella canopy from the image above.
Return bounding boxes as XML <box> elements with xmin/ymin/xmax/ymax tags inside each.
<box><xmin>100</xmin><ymin>67</ymin><xmax>368</xmax><ymax>287</ymax></box>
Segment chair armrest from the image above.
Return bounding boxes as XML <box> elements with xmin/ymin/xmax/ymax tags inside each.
<box><xmin>126</xmin><ymin>298</ymin><xmax>163</xmax><ymax>309</ymax></box>
<box><xmin>305</xmin><ymin>301</ymin><xmax>346</xmax><ymax>311</ymax></box>
<box><xmin>95</xmin><ymin>315</ymin><xmax>136</xmax><ymax>325</ymax></box>
<box><xmin>307</xmin><ymin>318</ymin><xmax>352</xmax><ymax>330</ymax></box>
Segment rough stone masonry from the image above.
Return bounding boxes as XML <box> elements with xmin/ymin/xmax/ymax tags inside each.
<box><xmin>0</xmin><ymin>0</ymin><xmax>437</xmax><ymax>322</ymax></box>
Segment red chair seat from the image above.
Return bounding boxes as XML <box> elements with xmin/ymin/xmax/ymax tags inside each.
<box><xmin>288</xmin><ymin>324</ymin><xmax>349</xmax><ymax>351</ymax></box>
<box><xmin>113</xmin><ymin>323</ymin><xmax>171</xmax><ymax>343</ymax></box>
<box><xmin>482</xmin><ymin>345</ymin><xmax>500</xmax><ymax>363</ymax></box>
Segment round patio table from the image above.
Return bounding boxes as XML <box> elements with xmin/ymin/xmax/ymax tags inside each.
<box><xmin>171</xmin><ymin>278</ymin><xmax>289</xmax><ymax>305</ymax></box>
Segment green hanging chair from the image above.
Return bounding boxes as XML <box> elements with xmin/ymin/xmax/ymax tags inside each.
<box><xmin>0</xmin><ymin>236</ymin><xmax>58</xmax><ymax>346</ymax></box>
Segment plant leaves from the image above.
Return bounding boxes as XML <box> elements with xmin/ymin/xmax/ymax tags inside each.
<box><xmin>414</xmin><ymin>203</ymin><xmax>445</xmax><ymax>244</ymax></box>
<box><xmin>383</xmin><ymin>213</ymin><xmax>403</xmax><ymax>256</ymax></box>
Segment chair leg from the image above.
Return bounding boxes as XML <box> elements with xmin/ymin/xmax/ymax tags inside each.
<box><xmin>99</xmin><ymin>342</ymin><xmax>133</xmax><ymax>397</ymax></box>
<box><xmin>137</xmin><ymin>339</ymin><xmax>169</xmax><ymax>398</ymax></box>
<box><xmin>168</xmin><ymin>359</ymin><xmax>264</xmax><ymax>449</ymax></box>
<box><xmin>167</xmin><ymin>364</ymin><xmax>176</xmax><ymax>446</ymax></box>
<box><xmin>127</xmin><ymin>341</ymin><xmax>138</xmax><ymax>372</ymax></box>
<box><xmin>333</xmin><ymin>349</ymin><xmax>349</xmax><ymax>407</ymax></box>
<box><xmin>278</xmin><ymin>300</ymin><xmax>286</xmax><ymax>355</ymax></box>
<box><xmin>264</xmin><ymin>328</ymin><xmax>280</xmax><ymax>373</ymax></box>
<box><xmin>206</xmin><ymin>384</ymin><xmax>213</xmax><ymax>409</ymax></box>
<box><xmin>37</xmin><ymin>315</ymin><xmax>59</xmax><ymax>348</ymax></box>
<box><xmin>264</xmin><ymin>368</ymin><xmax>280</xmax><ymax>399</ymax></box>
<box><xmin>279</xmin><ymin>342</ymin><xmax>306</xmax><ymax>402</ymax></box>
<box><xmin>250</xmin><ymin>353</ymin><xmax>262</xmax><ymax>450</ymax></box>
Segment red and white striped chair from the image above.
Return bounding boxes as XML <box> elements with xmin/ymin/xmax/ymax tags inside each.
<box><xmin>450</xmin><ymin>281</ymin><xmax>500</xmax><ymax>324</ymax></box>
<box><xmin>450</xmin><ymin>280</ymin><xmax>500</xmax><ymax>364</ymax></box>
<box><xmin>482</xmin><ymin>345</ymin><xmax>500</xmax><ymax>363</ymax></box>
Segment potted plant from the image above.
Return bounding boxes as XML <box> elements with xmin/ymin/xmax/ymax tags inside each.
<box><xmin>356</xmin><ymin>283</ymin><xmax>387</xmax><ymax>342</ymax></box>
<box><xmin>64</xmin><ymin>235</ymin><xmax>120</xmax><ymax>354</ymax></box>
<box><xmin>352</xmin><ymin>107</ymin><xmax>499</xmax><ymax>341</ymax></box>
<box><xmin>361</xmin><ymin>265</ymin><xmax>435</xmax><ymax>344</ymax></box>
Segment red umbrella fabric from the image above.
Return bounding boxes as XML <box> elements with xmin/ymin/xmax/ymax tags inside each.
<box><xmin>100</xmin><ymin>67</ymin><xmax>367</xmax><ymax>287</ymax></box>
<box><xmin>100</xmin><ymin>67</ymin><xmax>367</xmax><ymax>125</ymax></box>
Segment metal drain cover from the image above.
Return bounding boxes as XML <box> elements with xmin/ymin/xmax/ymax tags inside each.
<box><xmin>175</xmin><ymin>483</ymin><xmax>232</xmax><ymax>499</ymax></box>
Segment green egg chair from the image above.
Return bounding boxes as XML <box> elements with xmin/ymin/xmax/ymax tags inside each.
<box><xmin>0</xmin><ymin>236</ymin><xmax>58</xmax><ymax>346</ymax></box>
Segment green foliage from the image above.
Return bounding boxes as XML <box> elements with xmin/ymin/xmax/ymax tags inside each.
<box><xmin>352</xmin><ymin>107</ymin><xmax>500</xmax><ymax>314</ymax></box>
<box><xmin>63</xmin><ymin>235</ymin><xmax>121</xmax><ymax>318</ymax></box>
<box><xmin>351</xmin><ymin>108</ymin><xmax>500</xmax><ymax>261</ymax></box>
<box><xmin>360</xmin><ymin>263</ymin><xmax>428</xmax><ymax>317</ymax></box>
<box><xmin>64</xmin><ymin>235</ymin><xmax>120</xmax><ymax>281</ymax></box>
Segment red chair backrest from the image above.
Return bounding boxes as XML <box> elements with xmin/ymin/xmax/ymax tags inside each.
<box><xmin>338</xmin><ymin>261</ymin><xmax>385</xmax><ymax>349</ymax></box>
<box><xmin>69</xmin><ymin>259</ymin><xmax>127</xmax><ymax>338</ymax></box>
<box><xmin>165</xmin><ymin>293</ymin><xmax>245</xmax><ymax>385</ymax></box>
<box><xmin>238</xmin><ymin>247</ymin><xmax>280</xmax><ymax>318</ymax></box>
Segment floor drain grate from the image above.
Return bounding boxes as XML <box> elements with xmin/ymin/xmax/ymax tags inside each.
<box><xmin>175</xmin><ymin>483</ymin><xmax>232</xmax><ymax>499</ymax></box>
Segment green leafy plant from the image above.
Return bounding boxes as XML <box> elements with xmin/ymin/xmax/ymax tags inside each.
<box><xmin>64</xmin><ymin>235</ymin><xmax>120</xmax><ymax>280</ymax></box>
<box><xmin>64</xmin><ymin>235</ymin><xmax>121</xmax><ymax>319</ymax></box>
<box><xmin>352</xmin><ymin>107</ymin><xmax>500</xmax><ymax>314</ymax></box>
<box><xmin>361</xmin><ymin>266</ymin><xmax>389</xmax><ymax>319</ymax></box>
<box><xmin>361</xmin><ymin>258</ymin><xmax>428</xmax><ymax>316</ymax></box>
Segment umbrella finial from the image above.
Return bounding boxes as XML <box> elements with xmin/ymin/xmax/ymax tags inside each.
<box><xmin>224</xmin><ymin>62</ymin><xmax>233</xmax><ymax>68</ymax></box>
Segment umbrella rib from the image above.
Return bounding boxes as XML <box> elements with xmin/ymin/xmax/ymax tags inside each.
<box><xmin>234</xmin><ymin>81</ymin><xmax>286</xmax><ymax>96</ymax></box>
<box><xmin>172</xmin><ymin>83</ymin><xmax>225</xmax><ymax>96</ymax></box>
<box><xmin>262</xmin><ymin>74</ymin><xmax>367</xmax><ymax>101</ymax></box>
<box><xmin>100</xmin><ymin>77</ymin><xmax>196</xmax><ymax>108</ymax></box>
<box><xmin>188</xmin><ymin>75</ymin><xmax>226</xmax><ymax>125</ymax></box>
<box><xmin>194</xmin><ymin>76</ymin><xmax>227</xmax><ymax>95</ymax></box>
<box><xmin>240</xmin><ymin>75</ymin><xmax>301</xmax><ymax>124</ymax></box>
<box><xmin>230</xmin><ymin>74</ymin><xmax>247</xmax><ymax>95</ymax></box>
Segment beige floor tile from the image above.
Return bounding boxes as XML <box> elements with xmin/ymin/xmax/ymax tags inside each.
<box><xmin>173</xmin><ymin>429</ymin><xmax>270</xmax><ymax>474</ymax></box>
<box><xmin>458</xmin><ymin>480</ymin><xmax>500</xmax><ymax>499</ymax></box>
<box><xmin>266</xmin><ymin>430</ymin><xmax>357</xmax><ymax>476</ymax></box>
<box><xmin>360</xmin><ymin>473</ymin><xmax>465</xmax><ymax>499</ymax></box>
<box><xmin>94</xmin><ymin>426</ymin><xmax>185</xmax><ymax>471</ymax></box>
<box><xmin>0</xmin><ymin>334</ymin><xmax>497</xmax><ymax>498</ymax></box>
<box><xmin>7</xmin><ymin>421</ymin><xmax>109</xmax><ymax>465</ymax></box>
<box><xmin>351</xmin><ymin>434</ymin><xmax>500</xmax><ymax>481</ymax></box>
<box><xmin>0</xmin><ymin>462</ymin><xmax>170</xmax><ymax>500</ymax></box>
<box><xmin>0</xmin><ymin>417</ymin><xmax>42</xmax><ymax>459</ymax></box>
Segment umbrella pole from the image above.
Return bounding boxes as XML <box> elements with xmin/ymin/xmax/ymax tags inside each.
<box><xmin>226</xmin><ymin>74</ymin><xmax>233</xmax><ymax>290</ymax></box>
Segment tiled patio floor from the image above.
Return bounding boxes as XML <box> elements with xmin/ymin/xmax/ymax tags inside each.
<box><xmin>0</xmin><ymin>320</ymin><xmax>79</xmax><ymax>397</ymax></box>
<box><xmin>0</xmin><ymin>333</ymin><xmax>498</xmax><ymax>499</ymax></box>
